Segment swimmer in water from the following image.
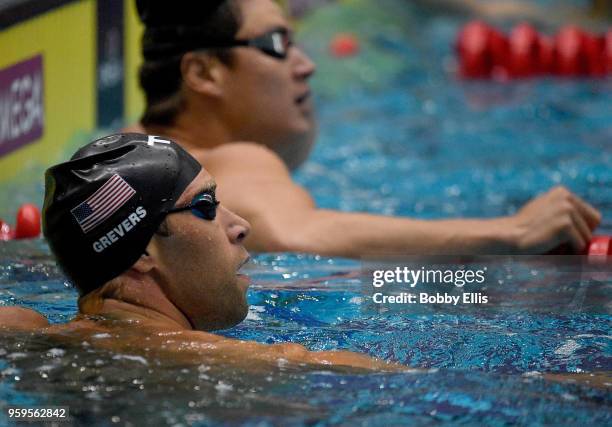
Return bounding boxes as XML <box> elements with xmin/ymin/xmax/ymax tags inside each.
<box><xmin>0</xmin><ymin>133</ymin><xmax>403</xmax><ymax>372</ymax></box>
<box><xmin>123</xmin><ymin>0</ymin><xmax>601</xmax><ymax>257</ymax></box>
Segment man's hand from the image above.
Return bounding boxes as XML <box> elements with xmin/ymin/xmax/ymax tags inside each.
<box><xmin>505</xmin><ymin>186</ymin><xmax>601</xmax><ymax>254</ymax></box>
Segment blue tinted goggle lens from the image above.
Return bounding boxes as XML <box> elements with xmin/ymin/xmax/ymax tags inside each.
<box><xmin>166</xmin><ymin>193</ymin><xmax>219</xmax><ymax>221</ymax></box>
<box><xmin>190</xmin><ymin>194</ymin><xmax>219</xmax><ymax>220</ymax></box>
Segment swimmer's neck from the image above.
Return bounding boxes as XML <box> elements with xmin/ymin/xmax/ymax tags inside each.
<box><xmin>124</xmin><ymin>107</ymin><xmax>316</xmax><ymax>169</ymax></box>
<box><xmin>79</xmin><ymin>298</ymin><xmax>188</xmax><ymax>330</ymax></box>
<box><xmin>139</xmin><ymin>116</ymin><xmax>315</xmax><ymax>170</ymax></box>
<box><xmin>78</xmin><ymin>277</ymin><xmax>193</xmax><ymax>331</ymax></box>
<box><xmin>142</xmin><ymin>110</ymin><xmax>237</xmax><ymax>153</ymax></box>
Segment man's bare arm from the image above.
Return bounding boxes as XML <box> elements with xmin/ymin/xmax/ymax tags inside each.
<box><xmin>163</xmin><ymin>331</ymin><xmax>407</xmax><ymax>372</ymax></box>
<box><xmin>0</xmin><ymin>311</ymin><xmax>405</xmax><ymax>372</ymax></box>
<box><xmin>201</xmin><ymin>143</ymin><xmax>600</xmax><ymax>257</ymax></box>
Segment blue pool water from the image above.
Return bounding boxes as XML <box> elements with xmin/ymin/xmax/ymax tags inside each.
<box><xmin>1</xmin><ymin>0</ymin><xmax>611</xmax><ymax>425</ymax></box>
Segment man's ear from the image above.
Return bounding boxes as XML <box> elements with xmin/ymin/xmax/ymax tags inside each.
<box><xmin>131</xmin><ymin>250</ymin><xmax>156</xmax><ymax>274</ymax></box>
<box><xmin>181</xmin><ymin>52</ymin><xmax>225</xmax><ymax>97</ymax></box>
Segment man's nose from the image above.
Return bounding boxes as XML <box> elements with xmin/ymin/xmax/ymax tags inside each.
<box><xmin>220</xmin><ymin>206</ymin><xmax>251</xmax><ymax>244</ymax></box>
<box><xmin>292</xmin><ymin>46</ymin><xmax>316</xmax><ymax>80</ymax></box>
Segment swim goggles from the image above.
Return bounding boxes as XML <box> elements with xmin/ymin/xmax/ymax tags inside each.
<box><xmin>143</xmin><ymin>26</ymin><xmax>295</xmax><ymax>61</ymax></box>
<box><xmin>165</xmin><ymin>193</ymin><xmax>220</xmax><ymax>221</ymax></box>
<box><xmin>234</xmin><ymin>28</ymin><xmax>294</xmax><ymax>59</ymax></box>
<box><xmin>199</xmin><ymin>28</ymin><xmax>294</xmax><ymax>59</ymax></box>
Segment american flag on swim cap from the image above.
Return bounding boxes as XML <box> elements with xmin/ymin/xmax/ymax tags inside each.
<box><xmin>71</xmin><ymin>174</ymin><xmax>136</xmax><ymax>233</ymax></box>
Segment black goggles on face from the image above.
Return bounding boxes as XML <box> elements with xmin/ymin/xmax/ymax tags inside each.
<box><xmin>165</xmin><ymin>193</ymin><xmax>219</xmax><ymax>221</ymax></box>
<box><xmin>143</xmin><ymin>26</ymin><xmax>295</xmax><ymax>61</ymax></box>
<box><xmin>207</xmin><ymin>28</ymin><xmax>294</xmax><ymax>59</ymax></box>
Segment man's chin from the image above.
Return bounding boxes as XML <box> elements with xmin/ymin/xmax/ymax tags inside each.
<box><xmin>196</xmin><ymin>307</ymin><xmax>248</xmax><ymax>331</ymax></box>
<box><xmin>227</xmin><ymin>303</ymin><xmax>249</xmax><ymax>329</ymax></box>
<box><xmin>230</xmin><ymin>285</ymin><xmax>250</xmax><ymax>327</ymax></box>
<box><xmin>237</xmin><ymin>273</ymin><xmax>251</xmax><ymax>289</ymax></box>
<box><xmin>272</xmin><ymin>125</ymin><xmax>317</xmax><ymax>170</ymax></box>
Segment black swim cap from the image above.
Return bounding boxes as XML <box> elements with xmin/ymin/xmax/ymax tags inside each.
<box><xmin>136</xmin><ymin>0</ymin><xmax>237</xmax><ymax>60</ymax></box>
<box><xmin>43</xmin><ymin>133</ymin><xmax>202</xmax><ymax>295</ymax></box>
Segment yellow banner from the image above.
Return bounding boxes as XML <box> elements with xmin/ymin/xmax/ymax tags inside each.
<box><xmin>0</xmin><ymin>1</ymin><xmax>96</xmax><ymax>183</ymax></box>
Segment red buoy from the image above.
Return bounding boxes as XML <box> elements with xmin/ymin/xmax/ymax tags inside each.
<box><xmin>588</xmin><ymin>236</ymin><xmax>612</xmax><ymax>257</ymax></box>
<box><xmin>456</xmin><ymin>23</ymin><xmax>610</xmax><ymax>79</ymax></box>
<box><xmin>14</xmin><ymin>204</ymin><xmax>41</xmax><ymax>239</ymax></box>
<box><xmin>488</xmin><ymin>27</ymin><xmax>510</xmax><ymax>80</ymax></box>
<box><xmin>583</xmin><ymin>32</ymin><xmax>606</xmax><ymax>76</ymax></box>
<box><xmin>508</xmin><ymin>23</ymin><xmax>540</xmax><ymax>77</ymax></box>
<box><xmin>605</xmin><ymin>30</ymin><xmax>612</xmax><ymax>73</ymax></box>
<box><xmin>538</xmin><ymin>34</ymin><xmax>555</xmax><ymax>74</ymax></box>
<box><xmin>554</xmin><ymin>26</ymin><xmax>588</xmax><ymax>76</ymax></box>
<box><xmin>329</xmin><ymin>33</ymin><xmax>360</xmax><ymax>58</ymax></box>
<box><xmin>456</xmin><ymin>21</ymin><xmax>494</xmax><ymax>78</ymax></box>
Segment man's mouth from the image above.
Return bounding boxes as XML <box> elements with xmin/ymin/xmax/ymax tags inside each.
<box><xmin>237</xmin><ymin>256</ymin><xmax>251</xmax><ymax>273</ymax></box>
<box><xmin>236</xmin><ymin>256</ymin><xmax>251</xmax><ymax>289</ymax></box>
<box><xmin>295</xmin><ymin>90</ymin><xmax>311</xmax><ymax>105</ymax></box>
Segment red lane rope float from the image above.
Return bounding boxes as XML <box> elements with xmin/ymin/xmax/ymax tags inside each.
<box><xmin>588</xmin><ymin>236</ymin><xmax>612</xmax><ymax>256</ymax></box>
<box><xmin>538</xmin><ymin>34</ymin><xmax>555</xmax><ymax>74</ymax></box>
<box><xmin>583</xmin><ymin>32</ymin><xmax>606</xmax><ymax>76</ymax></box>
<box><xmin>0</xmin><ymin>220</ymin><xmax>13</xmax><ymax>241</ymax></box>
<box><xmin>456</xmin><ymin>21</ymin><xmax>495</xmax><ymax>78</ymax></box>
<box><xmin>456</xmin><ymin>21</ymin><xmax>611</xmax><ymax>79</ymax></box>
<box><xmin>555</xmin><ymin>25</ymin><xmax>588</xmax><ymax>76</ymax></box>
<box><xmin>508</xmin><ymin>23</ymin><xmax>540</xmax><ymax>77</ymax></box>
<box><xmin>587</xmin><ymin>235</ymin><xmax>612</xmax><ymax>265</ymax></box>
<box><xmin>15</xmin><ymin>204</ymin><xmax>41</xmax><ymax>239</ymax></box>
<box><xmin>604</xmin><ymin>30</ymin><xmax>612</xmax><ymax>73</ymax></box>
<box><xmin>0</xmin><ymin>204</ymin><xmax>41</xmax><ymax>241</ymax></box>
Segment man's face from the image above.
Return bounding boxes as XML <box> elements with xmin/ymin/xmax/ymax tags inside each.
<box><xmin>219</xmin><ymin>0</ymin><xmax>317</xmax><ymax>154</ymax></box>
<box><xmin>149</xmin><ymin>169</ymin><xmax>251</xmax><ymax>331</ymax></box>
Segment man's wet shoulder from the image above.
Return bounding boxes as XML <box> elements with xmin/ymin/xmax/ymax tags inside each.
<box><xmin>0</xmin><ymin>306</ymin><xmax>49</xmax><ymax>331</ymax></box>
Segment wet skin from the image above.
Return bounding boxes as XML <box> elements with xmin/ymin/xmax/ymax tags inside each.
<box><xmin>0</xmin><ymin>170</ymin><xmax>404</xmax><ymax>373</ymax></box>
<box><xmin>124</xmin><ymin>0</ymin><xmax>602</xmax><ymax>258</ymax></box>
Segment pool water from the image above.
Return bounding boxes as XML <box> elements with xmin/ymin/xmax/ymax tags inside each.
<box><xmin>1</xmin><ymin>0</ymin><xmax>611</xmax><ymax>425</ymax></box>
